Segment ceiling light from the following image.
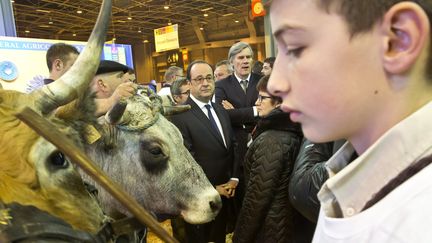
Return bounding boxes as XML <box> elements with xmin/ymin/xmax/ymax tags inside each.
<box><xmin>138</xmin><ymin>30</ymin><xmax>142</xmax><ymax>33</ymax></box>
<box><xmin>164</xmin><ymin>5</ymin><xmax>169</xmax><ymax>10</ymax></box>
<box><xmin>36</xmin><ymin>9</ymin><xmax>51</xmax><ymax>13</ymax></box>
<box><xmin>168</xmin><ymin>22</ymin><xmax>172</xmax><ymax>26</ymax></box>
<box><xmin>143</xmin><ymin>40</ymin><xmax>149</xmax><ymax>43</ymax></box>
<box><xmin>203</xmin><ymin>13</ymin><xmax>208</xmax><ymax>17</ymax></box>
<box><xmin>48</xmin><ymin>21</ymin><xmax>53</xmax><ymax>24</ymax></box>
<box><xmin>222</xmin><ymin>13</ymin><xmax>234</xmax><ymax>17</ymax></box>
<box><xmin>127</xmin><ymin>16</ymin><xmax>132</xmax><ymax>20</ymax></box>
<box><xmin>25</xmin><ymin>30</ymin><xmax>30</xmax><ymax>33</ymax></box>
<box><xmin>235</xmin><ymin>20</ymin><xmax>239</xmax><ymax>23</ymax></box>
<box><xmin>73</xmin><ymin>33</ymin><xmax>76</xmax><ymax>36</ymax></box>
<box><xmin>77</xmin><ymin>10</ymin><xmax>83</xmax><ymax>14</ymax></box>
<box><xmin>39</xmin><ymin>25</ymin><xmax>50</xmax><ymax>28</ymax></box>
<box><xmin>201</xmin><ymin>7</ymin><xmax>213</xmax><ymax>12</ymax></box>
<box><xmin>199</xmin><ymin>27</ymin><xmax>204</xmax><ymax>30</ymax></box>
<box><xmin>11</xmin><ymin>0</ymin><xmax>15</xmax><ymax>3</ymax></box>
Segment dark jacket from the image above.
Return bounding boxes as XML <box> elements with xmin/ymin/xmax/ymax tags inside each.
<box><xmin>0</xmin><ymin>203</ymin><xmax>104</xmax><ymax>242</ymax></box>
<box><xmin>170</xmin><ymin>97</ymin><xmax>239</xmax><ymax>185</ymax></box>
<box><xmin>233</xmin><ymin>108</ymin><xmax>306</xmax><ymax>243</ymax></box>
<box><xmin>289</xmin><ymin>139</ymin><xmax>347</xmax><ymax>223</ymax></box>
<box><xmin>170</xmin><ymin>97</ymin><xmax>239</xmax><ymax>243</ymax></box>
<box><xmin>215</xmin><ymin>72</ymin><xmax>261</xmax><ymax>128</ymax></box>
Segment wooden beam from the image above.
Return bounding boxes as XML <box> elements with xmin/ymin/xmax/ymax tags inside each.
<box><xmin>192</xmin><ymin>17</ymin><xmax>206</xmax><ymax>44</ymax></box>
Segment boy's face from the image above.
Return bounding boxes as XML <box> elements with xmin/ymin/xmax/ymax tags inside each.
<box><xmin>268</xmin><ymin>0</ymin><xmax>387</xmax><ymax>143</ymax></box>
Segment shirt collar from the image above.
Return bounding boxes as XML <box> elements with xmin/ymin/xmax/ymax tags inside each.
<box><xmin>234</xmin><ymin>72</ymin><xmax>251</xmax><ymax>83</ymax></box>
<box><xmin>190</xmin><ymin>95</ymin><xmax>211</xmax><ymax>109</ymax></box>
<box><xmin>319</xmin><ymin>101</ymin><xmax>432</xmax><ymax>218</ymax></box>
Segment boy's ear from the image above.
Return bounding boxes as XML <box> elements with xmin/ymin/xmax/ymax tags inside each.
<box><xmin>381</xmin><ymin>2</ymin><xmax>430</xmax><ymax>74</ymax></box>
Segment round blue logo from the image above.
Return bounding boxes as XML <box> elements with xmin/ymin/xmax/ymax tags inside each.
<box><xmin>0</xmin><ymin>61</ymin><xmax>19</xmax><ymax>81</ymax></box>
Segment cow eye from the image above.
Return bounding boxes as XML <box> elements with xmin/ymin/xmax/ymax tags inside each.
<box><xmin>140</xmin><ymin>141</ymin><xmax>168</xmax><ymax>172</ymax></box>
<box><xmin>49</xmin><ymin>151</ymin><xmax>68</xmax><ymax>168</ymax></box>
<box><xmin>149</xmin><ymin>147</ymin><xmax>162</xmax><ymax>155</ymax></box>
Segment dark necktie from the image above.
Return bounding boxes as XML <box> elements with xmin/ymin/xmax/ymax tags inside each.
<box><xmin>240</xmin><ymin>80</ymin><xmax>248</xmax><ymax>93</ymax></box>
<box><xmin>204</xmin><ymin>104</ymin><xmax>222</xmax><ymax>138</ymax></box>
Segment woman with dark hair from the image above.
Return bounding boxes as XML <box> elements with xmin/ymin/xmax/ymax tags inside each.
<box><xmin>233</xmin><ymin>75</ymin><xmax>307</xmax><ymax>243</ymax></box>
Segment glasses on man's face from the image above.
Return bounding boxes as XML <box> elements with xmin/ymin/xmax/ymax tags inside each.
<box><xmin>257</xmin><ymin>95</ymin><xmax>272</xmax><ymax>103</ymax></box>
<box><xmin>179</xmin><ymin>90</ymin><xmax>190</xmax><ymax>96</ymax></box>
<box><xmin>191</xmin><ymin>75</ymin><xmax>214</xmax><ymax>84</ymax></box>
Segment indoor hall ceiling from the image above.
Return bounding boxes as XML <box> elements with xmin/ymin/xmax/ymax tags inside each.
<box><xmin>11</xmin><ymin>0</ymin><xmax>265</xmax><ymax>46</ymax></box>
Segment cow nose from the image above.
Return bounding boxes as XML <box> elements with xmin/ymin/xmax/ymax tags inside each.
<box><xmin>209</xmin><ymin>199</ymin><xmax>222</xmax><ymax>213</ymax></box>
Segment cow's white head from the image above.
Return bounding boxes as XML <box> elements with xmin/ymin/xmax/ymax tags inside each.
<box><xmin>82</xmin><ymin>93</ymin><xmax>222</xmax><ymax>224</ymax></box>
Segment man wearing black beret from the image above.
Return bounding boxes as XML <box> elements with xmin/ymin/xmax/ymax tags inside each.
<box><xmin>91</xmin><ymin>60</ymin><xmax>137</xmax><ymax>116</ymax></box>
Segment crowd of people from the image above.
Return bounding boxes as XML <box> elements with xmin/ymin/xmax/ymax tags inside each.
<box><xmin>6</xmin><ymin>0</ymin><xmax>432</xmax><ymax>242</ymax></box>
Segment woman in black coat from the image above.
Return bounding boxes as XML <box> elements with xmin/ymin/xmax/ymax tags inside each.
<box><xmin>233</xmin><ymin>76</ymin><xmax>305</xmax><ymax>243</ymax></box>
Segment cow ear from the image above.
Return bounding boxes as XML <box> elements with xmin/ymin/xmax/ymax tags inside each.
<box><xmin>105</xmin><ymin>99</ymin><xmax>128</xmax><ymax>124</ymax></box>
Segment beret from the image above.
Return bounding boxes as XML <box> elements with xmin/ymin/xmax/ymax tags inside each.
<box><xmin>96</xmin><ymin>60</ymin><xmax>130</xmax><ymax>75</ymax></box>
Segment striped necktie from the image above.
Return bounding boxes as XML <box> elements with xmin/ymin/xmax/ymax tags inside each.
<box><xmin>240</xmin><ymin>80</ymin><xmax>248</xmax><ymax>93</ymax></box>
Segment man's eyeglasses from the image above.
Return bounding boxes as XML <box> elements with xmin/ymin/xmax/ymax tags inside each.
<box><xmin>178</xmin><ymin>90</ymin><xmax>190</xmax><ymax>96</ymax></box>
<box><xmin>257</xmin><ymin>95</ymin><xmax>272</xmax><ymax>102</ymax></box>
<box><xmin>191</xmin><ymin>75</ymin><xmax>214</xmax><ymax>84</ymax></box>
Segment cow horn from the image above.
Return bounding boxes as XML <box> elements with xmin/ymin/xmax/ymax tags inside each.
<box><xmin>105</xmin><ymin>99</ymin><xmax>128</xmax><ymax>124</ymax></box>
<box><xmin>162</xmin><ymin>105</ymin><xmax>191</xmax><ymax>116</ymax></box>
<box><xmin>33</xmin><ymin>0</ymin><xmax>112</xmax><ymax>115</ymax></box>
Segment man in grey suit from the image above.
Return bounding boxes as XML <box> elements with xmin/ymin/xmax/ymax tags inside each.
<box><xmin>170</xmin><ymin>60</ymin><xmax>239</xmax><ymax>243</ymax></box>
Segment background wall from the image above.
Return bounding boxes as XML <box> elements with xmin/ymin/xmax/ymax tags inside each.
<box><xmin>0</xmin><ymin>36</ymin><xmax>132</xmax><ymax>92</ymax></box>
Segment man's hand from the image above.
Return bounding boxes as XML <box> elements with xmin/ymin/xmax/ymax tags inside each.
<box><xmin>95</xmin><ymin>82</ymin><xmax>137</xmax><ymax>116</ymax></box>
<box><xmin>215</xmin><ymin>184</ymin><xmax>231</xmax><ymax>198</ymax></box>
<box><xmin>222</xmin><ymin>100</ymin><xmax>234</xmax><ymax>110</ymax></box>
<box><xmin>223</xmin><ymin>179</ymin><xmax>238</xmax><ymax>197</ymax></box>
<box><xmin>110</xmin><ymin>82</ymin><xmax>137</xmax><ymax>103</ymax></box>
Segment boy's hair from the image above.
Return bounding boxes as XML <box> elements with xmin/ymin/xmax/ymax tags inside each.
<box><xmin>46</xmin><ymin>43</ymin><xmax>79</xmax><ymax>72</ymax></box>
<box><xmin>316</xmin><ymin>0</ymin><xmax>432</xmax><ymax>80</ymax></box>
<box><xmin>256</xmin><ymin>75</ymin><xmax>282</xmax><ymax>104</ymax></box>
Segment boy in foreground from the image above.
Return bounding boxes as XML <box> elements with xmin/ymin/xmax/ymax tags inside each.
<box><xmin>268</xmin><ymin>0</ymin><xmax>432</xmax><ymax>242</ymax></box>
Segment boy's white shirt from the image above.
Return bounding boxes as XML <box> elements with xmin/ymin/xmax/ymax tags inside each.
<box><xmin>313</xmin><ymin>101</ymin><xmax>432</xmax><ymax>242</ymax></box>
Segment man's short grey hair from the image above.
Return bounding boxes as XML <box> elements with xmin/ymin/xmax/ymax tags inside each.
<box><xmin>164</xmin><ymin>66</ymin><xmax>183</xmax><ymax>83</ymax></box>
<box><xmin>228</xmin><ymin>42</ymin><xmax>254</xmax><ymax>64</ymax></box>
<box><xmin>215</xmin><ymin>60</ymin><xmax>233</xmax><ymax>73</ymax></box>
<box><xmin>170</xmin><ymin>78</ymin><xmax>189</xmax><ymax>96</ymax></box>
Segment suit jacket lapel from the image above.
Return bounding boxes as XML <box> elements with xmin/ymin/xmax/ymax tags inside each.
<box><xmin>188</xmin><ymin>98</ymin><xmax>226</xmax><ymax>148</ymax></box>
<box><xmin>230</xmin><ymin>75</ymin><xmax>246</xmax><ymax>98</ymax></box>
<box><xmin>246</xmin><ymin>73</ymin><xmax>259</xmax><ymax>105</ymax></box>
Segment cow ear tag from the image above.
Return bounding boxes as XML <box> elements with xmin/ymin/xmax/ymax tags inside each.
<box><xmin>0</xmin><ymin>208</ymin><xmax>12</xmax><ymax>225</ymax></box>
<box><xmin>84</xmin><ymin>125</ymin><xmax>101</xmax><ymax>144</ymax></box>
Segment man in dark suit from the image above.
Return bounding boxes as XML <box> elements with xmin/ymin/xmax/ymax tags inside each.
<box><xmin>170</xmin><ymin>60</ymin><xmax>239</xmax><ymax>243</ymax></box>
<box><xmin>214</xmin><ymin>41</ymin><xmax>262</xmax><ymax>231</ymax></box>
